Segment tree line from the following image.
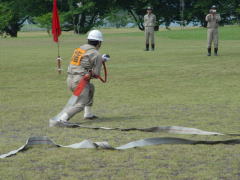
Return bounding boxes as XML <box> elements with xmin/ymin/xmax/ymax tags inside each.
<box><xmin>0</xmin><ymin>0</ymin><xmax>239</xmax><ymax>37</ymax></box>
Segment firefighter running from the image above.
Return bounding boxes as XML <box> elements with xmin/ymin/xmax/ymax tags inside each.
<box><xmin>58</xmin><ymin>30</ymin><xmax>110</xmax><ymax>122</ymax></box>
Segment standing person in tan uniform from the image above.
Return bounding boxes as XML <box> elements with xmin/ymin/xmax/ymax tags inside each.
<box><xmin>205</xmin><ymin>5</ymin><xmax>221</xmax><ymax>56</ymax></box>
<box><xmin>58</xmin><ymin>30</ymin><xmax>110</xmax><ymax>122</ymax></box>
<box><xmin>144</xmin><ymin>6</ymin><xmax>156</xmax><ymax>51</ymax></box>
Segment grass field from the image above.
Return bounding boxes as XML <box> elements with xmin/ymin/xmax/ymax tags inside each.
<box><xmin>1</xmin><ymin>26</ymin><xmax>240</xmax><ymax>180</ymax></box>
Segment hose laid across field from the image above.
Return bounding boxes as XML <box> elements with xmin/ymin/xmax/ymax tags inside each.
<box><xmin>1</xmin><ymin>125</ymin><xmax>240</xmax><ymax>159</ymax></box>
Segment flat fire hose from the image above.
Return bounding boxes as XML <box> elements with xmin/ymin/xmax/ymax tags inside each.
<box><xmin>49</xmin><ymin>121</ymin><xmax>240</xmax><ymax>136</ymax></box>
<box><xmin>1</xmin><ymin>135</ymin><xmax>240</xmax><ymax>159</ymax></box>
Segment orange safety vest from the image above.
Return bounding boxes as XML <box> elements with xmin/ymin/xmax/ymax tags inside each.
<box><xmin>70</xmin><ymin>48</ymin><xmax>86</xmax><ymax>66</ymax></box>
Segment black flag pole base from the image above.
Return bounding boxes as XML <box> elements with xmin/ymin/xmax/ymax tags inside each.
<box><xmin>56</xmin><ymin>56</ymin><xmax>63</xmax><ymax>74</ymax></box>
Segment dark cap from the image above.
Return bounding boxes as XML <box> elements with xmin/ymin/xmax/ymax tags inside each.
<box><xmin>211</xmin><ymin>5</ymin><xmax>217</xmax><ymax>9</ymax></box>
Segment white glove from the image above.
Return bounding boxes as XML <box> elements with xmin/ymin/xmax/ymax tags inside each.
<box><xmin>102</xmin><ymin>54</ymin><xmax>110</xmax><ymax>62</ymax></box>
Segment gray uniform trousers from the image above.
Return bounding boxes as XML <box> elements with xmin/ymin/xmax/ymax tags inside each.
<box><xmin>65</xmin><ymin>74</ymin><xmax>95</xmax><ymax>118</ymax></box>
<box><xmin>145</xmin><ymin>26</ymin><xmax>155</xmax><ymax>45</ymax></box>
<box><xmin>207</xmin><ymin>28</ymin><xmax>218</xmax><ymax>48</ymax></box>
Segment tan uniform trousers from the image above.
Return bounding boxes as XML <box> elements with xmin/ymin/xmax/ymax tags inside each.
<box><xmin>207</xmin><ymin>28</ymin><xmax>218</xmax><ymax>48</ymax></box>
<box><xmin>66</xmin><ymin>75</ymin><xmax>95</xmax><ymax>118</ymax></box>
<box><xmin>145</xmin><ymin>26</ymin><xmax>155</xmax><ymax>45</ymax></box>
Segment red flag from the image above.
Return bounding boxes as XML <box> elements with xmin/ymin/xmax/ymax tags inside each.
<box><xmin>52</xmin><ymin>0</ymin><xmax>61</xmax><ymax>42</ymax></box>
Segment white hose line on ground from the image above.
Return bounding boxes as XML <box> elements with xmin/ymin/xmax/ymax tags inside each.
<box><xmin>49</xmin><ymin>120</ymin><xmax>240</xmax><ymax>136</ymax></box>
<box><xmin>1</xmin><ymin>136</ymin><xmax>240</xmax><ymax>159</ymax></box>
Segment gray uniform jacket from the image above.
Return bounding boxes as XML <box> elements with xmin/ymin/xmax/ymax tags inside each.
<box><xmin>144</xmin><ymin>13</ymin><xmax>156</xmax><ymax>27</ymax></box>
<box><xmin>205</xmin><ymin>14</ymin><xmax>221</xmax><ymax>29</ymax></box>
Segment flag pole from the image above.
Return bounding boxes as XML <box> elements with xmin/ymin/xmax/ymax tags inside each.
<box><xmin>56</xmin><ymin>41</ymin><xmax>62</xmax><ymax>74</ymax></box>
<box><xmin>58</xmin><ymin>41</ymin><xmax>60</xmax><ymax>57</ymax></box>
<box><xmin>52</xmin><ymin>0</ymin><xmax>62</xmax><ymax>74</ymax></box>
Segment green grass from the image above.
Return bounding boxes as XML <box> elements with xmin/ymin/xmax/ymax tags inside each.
<box><xmin>159</xmin><ymin>26</ymin><xmax>240</xmax><ymax>40</ymax></box>
<box><xmin>1</xmin><ymin>26</ymin><xmax>240</xmax><ymax>179</ymax></box>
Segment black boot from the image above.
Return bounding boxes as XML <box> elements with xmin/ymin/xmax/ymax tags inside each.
<box><xmin>207</xmin><ymin>48</ymin><xmax>211</xmax><ymax>56</ymax></box>
<box><xmin>214</xmin><ymin>48</ymin><xmax>218</xmax><ymax>56</ymax></box>
<box><xmin>151</xmin><ymin>44</ymin><xmax>155</xmax><ymax>51</ymax></box>
<box><xmin>145</xmin><ymin>44</ymin><xmax>149</xmax><ymax>51</ymax></box>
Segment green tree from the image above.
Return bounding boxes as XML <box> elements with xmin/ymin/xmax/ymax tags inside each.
<box><xmin>116</xmin><ymin>0</ymin><xmax>240</xmax><ymax>30</ymax></box>
<box><xmin>0</xmin><ymin>0</ymin><xmax>53</xmax><ymax>37</ymax></box>
<box><xmin>236</xmin><ymin>6</ymin><xmax>240</xmax><ymax>24</ymax></box>
<box><xmin>0</xmin><ymin>1</ymin><xmax>26</xmax><ymax>37</ymax></box>
<box><xmin>189</xmin><ymin>0</ymin><xmax>240</xmax><ymax>27</ymax></box>
<box><xmin>1</xmin><ymin>0</ymin><xmax>240</xmax><ymax>37</ymax></box>
<box><xmin>34</xmin><ymin>13</ymin><xmax>52</xmax><ymax>35</ymax></box>
<box><xmin>61</xmin><ymin>0</ymin><xmax>115</xmax><ymax>33</ymax></box>
<box><xmin>105</xmin><ymin>9</ymin><xmax>134</xmax><ymax>28</ymax></box>
<box><xmin>35</xmin><ymin>0</ymin><xmax>116</xmax><ymax>34</ymax></box>
<box><xmin>115</xmin><ymin>0</ymin><xmax>182</xmax><ymax>30</ymax></box>
<box><xmin>0</xmin><ymin>2</ymin><xmax>13</xmax><ymax>36</ymax></box>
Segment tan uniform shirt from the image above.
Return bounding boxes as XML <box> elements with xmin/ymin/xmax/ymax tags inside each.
<box><xmin>205</xmin><ymin>14</ymin><xmax>221</xmax><ymax>29</ymax></box>
<box><xmin>67</xmin><ymin>44</ymin><xmax>103</xmax><ymax>77</ymax></box>
<box><xmin>144</xmin><ymin>13</ymin><xmax>156</xmax><ymax>27</ymax></box>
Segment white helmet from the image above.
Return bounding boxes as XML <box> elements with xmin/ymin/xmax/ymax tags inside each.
<box><xmin>87</xmin><ymin>30</ymin><xmax>103</xmax><ymax>41</ymax></box>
